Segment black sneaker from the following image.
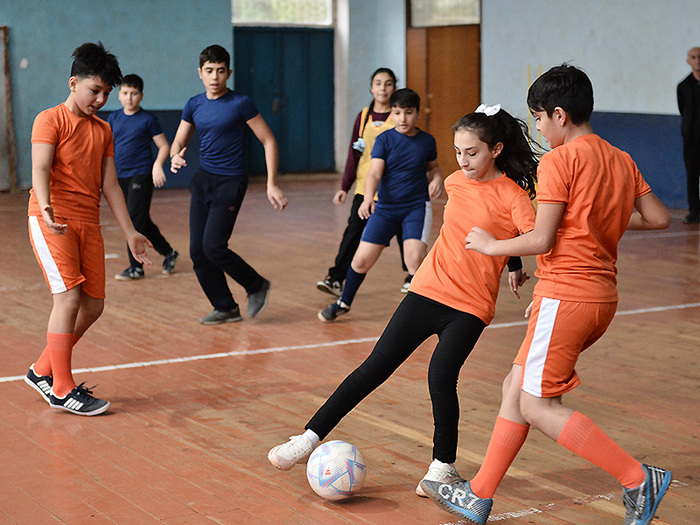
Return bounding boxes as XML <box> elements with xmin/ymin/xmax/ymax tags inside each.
<box><xmin>247</xmin><ymin>279</ymin><xmax>271</xmax><ymax>318</ymax></box>
<box><xmin>115</xmin><ymin>267</ymin><xmax>144</xmax><ymax>281</ymax></box>
<box><xmin>49</xmin><ymin>383</ymin><xmax>110</xmax><ymax>416</ymax></box>
<box><xmin>318</xmin><ymin>300</ymin><xmax>350</xmax><ymax>322</ymax></box>
<box><xmin>316</xmin><ymin>277</ymin><xmax>343</xmax><ymax>297</ymax></box>
<box><xmin>24</xmin><ymin>365</ymin><xmax>53</xmax><ymax>404</ymax></box>
<box><xmin>199</xmin><ymin>306</ymin><xmax>243</xmax><ymax>325</ymax></box>
<box><xmin>162</xmin><ymin>250</ymin><xmax>179</xmax><ymax>274</ymax></box>
<box><xmin>683</xmin><ymin>213</ymin><xmax>700</xmax><ymax>224</ymax></box>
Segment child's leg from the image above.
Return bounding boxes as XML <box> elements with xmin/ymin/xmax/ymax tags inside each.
<box><xmin>470</xmin><ymin>365</ymin><xmax>530</xmax><ymax>499</ymax></box>
<box><xmin>45</xmin><ymin>287</ymin><xmax>82</xmax><ymax>396</ymax></box>
<box><xmin>328</xmin><ymin>194</ymin><xmax>366</xmax><ymax>283</ymax></box>
<box><xmin>428</xmin><ymin>310</ymin><xmax>486</xmax><ymax>463</ymax></box>
<box><xmin>401</xmin><ymin>238</ymin><xmax>428</xmax><ymax>275</ymax></box>
<box><xmin>338</xmin><ymin>241</ymin><xmax>384</xmax><ymax>306</ymax></box>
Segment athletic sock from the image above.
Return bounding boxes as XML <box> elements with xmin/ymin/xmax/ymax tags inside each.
<box><xmin>470</xmin><ymin>416</ymin><xmax>530</xmax><ymax>499</ymax></box>
<box><xmin>302</xmin><ymin>429</ymin><xmax>320</xmax><ymax>447</ymax></box>
<box><xmin>34</xmin><ymin>334</ymin><xmax>80</xmax><ymax>377</ymax></box>
<box><xmin>339</xmin><ymin>267</ymin><xmax>366</xmax><ymax>306</ymax></box>
<box><xmin>557</xmin><ymin>411</ymin><xmax>645</xmax><ymax>489</ymax></box>
<box><xmin>47</xmin><ymin>332</ymin><xmax>77</xmax><ymax>397</ymax></box>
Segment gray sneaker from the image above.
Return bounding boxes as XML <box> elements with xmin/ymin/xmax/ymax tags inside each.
<box><xmin>247</xmin><ymin>279</ymin><xmax>271</xmax><ymax>318</ymax></box>
<box><xmin>318</xmin><ymin>300</ymin><xmax>350</xmax><ymax>322</ymax></box>
<box><xmin>199</xmin><ymin>307</ymin><xmax>243</xmax><ymax>325</ymax></box>
<box><xmin>420</xmin><ymin>479</ymin><xmax>492</xmax><ymax>524</ymax></box>
<box><xmin>622</xmin><ymin>464</ymin><xmax>672</xmax><ymax>525</ymax></box>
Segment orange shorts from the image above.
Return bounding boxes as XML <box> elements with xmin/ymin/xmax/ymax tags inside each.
<box><xmin>514</xmin><ymin>295</ymin><xmax>617</xmax><ymax>398</ymax></box>
<box><xmin>28</xmin><ymin>216</ymin><xmax>106</xmax><ymax>299</ymax></box>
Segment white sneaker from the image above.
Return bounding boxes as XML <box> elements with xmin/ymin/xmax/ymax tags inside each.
<box><xmin>268</xmin><ymin>434</ymin><xmax>316</xmax><ymax>471</ymax></box>
<box><xmin>415</xmin><ymin>459</ymin><xmax>463</xmax><ymax>497</ymax></box>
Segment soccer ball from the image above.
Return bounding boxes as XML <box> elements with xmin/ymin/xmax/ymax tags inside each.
<box><xmin>306</xmin><ymin>440</ymin><xmax>366</xmax><ymax>500</ymax></box>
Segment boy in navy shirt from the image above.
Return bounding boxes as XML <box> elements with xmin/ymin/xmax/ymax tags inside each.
<box><xmin>319</xmin><ymin>88</ymin><xmax>443</xmax><ymax>321</ymax></box>
<box><xmin>170</xmin><ymin>45</ymin><xmax>287</xmax><ymax>325</ymax></box>
<box><xmin>108</xmin><ymin>74</ymin><xmax>178</xmax><ymax>280</ymax></box>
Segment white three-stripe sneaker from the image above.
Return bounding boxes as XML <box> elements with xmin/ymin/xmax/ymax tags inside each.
<box><xmin>49</xmin><ymin>383</ymin><xmax>110</xmax><ymax>416</ymax></box>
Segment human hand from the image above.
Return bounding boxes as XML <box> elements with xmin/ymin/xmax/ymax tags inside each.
<box><xmin>170</xmin><ymin>147</ymin><xmax>187</xmax><ymax>173</ymax></box>
<box><xmin>508</xmin><ymin>269</ymin><xmax>530</xmax><ymax>299</ymax></box>
<box><xmin>428</xmin><ymin>177</ymin><xmax>443</xmax><ymax>199</ymax></box>
<box><xmin>333</xmin><ymin>190</ymin><xmax>347</xmax><ymax>205</ymax></box>
<box><xmin>465</xmin><ymin>227</ymin><xmax>496</xmax><ymax>255</ymax></box>
<box><xmin>267</xmin><ymin>185</ymin><xmax>288</xmax><ymax>210</ymax></box>
<box><xmin>524</xmin><ymin>301</ymin><xmax>533</xmax><ymax>318</ymax></box>
<box><xmin>41</xmin><ymin>205</ymin><xmax>68</xmax><ymax>234</ymax></box>
<box><xmin>152</xmin><ymin>165</ymin><xmax>166</xmax><ymax>188</ymax></box>
<box><xmin>358</xmin><ymin>199</ymin><xmax>374</xmax><ymax>219</ymax></box>
<box><xmin>127</xmin><ymin>232</ymin><xmax>153</xmax><ymax>265</ymax></box>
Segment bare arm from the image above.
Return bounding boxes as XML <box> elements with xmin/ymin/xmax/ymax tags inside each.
<box><xmin>426</xmin><ymin>159</ymin><xmax>443</xmax><ymax>199</ymax></box>
<box><xmin>102</xmin><ymin>156</ymin><xmax>152</xmax><ymax>265</ymax></box>
<box><xmin>32</xmin><ymin>143</ymin><xmax>67</xmax><ymax>234</ymax></box>
<box><xmin>247</xmin><ymin>114</ymin><xmax>287</xmax><ymax>210</ymax></box>
<box><xmin>627</xmin><ymin>192</ymin><xmax>671</xmax><ymax>230</ymax></box>
<box><xmin>358</xmin><ymin>158</ymin><xmax>385</xmax><ymax>219</ymax></box>
<box><xmin>466</xmin><ymin>202</ymin><xmax>566</xmax><ymax>257</ymax></box>
<box><xmin>169</xmin><ymin>120</ymin><xmax>195</xmax><ymax>173</ymax></box>
<box><xmin>152</xmin><ymin>133</ymin><xmax>170</xmax><ymax>188</ymax></box>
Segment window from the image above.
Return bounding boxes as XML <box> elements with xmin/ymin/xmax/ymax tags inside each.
<box><xmin>232</xmin><ymin>0</ymin><xmax>332</xmax><ymax>27</ymax></box>
<box><xmin>410</xmin><ymin>0</ymin><xmax>480</xmax><ymax>27</ymax></box>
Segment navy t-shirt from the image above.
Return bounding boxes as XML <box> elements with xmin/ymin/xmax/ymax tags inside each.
<box><xmin>182</xmin><ymin>90</ymin><xmax>259</xmax><ymax>177</ymax></box>
<box><xmin>371</xmin><ymin>128</ymin><xmax>437</xmax><ymax>206</ymax></box>
<box><xmin>108</xmin><ymin>108</ymin><xmax>163</xmax><ymax>179</ymax></box>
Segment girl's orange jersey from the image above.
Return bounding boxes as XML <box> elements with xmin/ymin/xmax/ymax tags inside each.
<box><xmin>28</xmin><ymin>103</ymin><xmax>114</xmax><ymax>224</ymax></box>
<box><xmin>534</xmin><ymin>134</ymin><xmax>651</xmax><ymax>303</ymax></box>
<box><xmin>410</xmin><ymin>171</ymin><xmax>536</xmax><ymax>324</ymax></box>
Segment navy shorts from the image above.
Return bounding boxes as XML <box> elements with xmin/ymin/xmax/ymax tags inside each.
<box><xmin>361</xmin><ymin>201</ymin><xmax>432</xmax><ymax>246</ymax></box>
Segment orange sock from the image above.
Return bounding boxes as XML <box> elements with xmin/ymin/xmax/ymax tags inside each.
<box><xmin>34</xmin><ymin>334</ymin><xmax>80</xmax><ymax>377</ymax></box>
<box><xmin>47</xmin><ymin>332</ymin><xmax>76</xmax><ymax>397</ymax></box>
<box><xmin>470</xmin><ymin>416</ymin><xmax>530</xmax><ymax>499</ymax></box>
<box><xmin>557</xmin><ymin>411</ymin><xmax>645</xmax><ymax>489</ymax></box>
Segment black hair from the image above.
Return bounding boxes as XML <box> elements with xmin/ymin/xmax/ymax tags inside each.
<box><xmin>121</xmin><ymin>74</ymin><xmax>144</xmax><ymax>92</ymax></box>
<box><xmin>452</xmin><ymin>108</ymin><xmax>539</xmax><ymax>198</ymax></box>
<box><xmin>199</xmin><ymin>44</ymin><xmax>230</xmax><ymax>69</ymax></box>
<box><xmin>70</xmin><ymin>42</ymin><xmax>122</xmax><ymax>87</ymax></box>
<box><xmin>527</xmin><ymin>63</ymin><xmax>593</xmax><ymax>125</ymax></box>
<box><xmin>390</xmin><ymin>88</ymin><xmax>420</xmax><ymax>111</ymax></box>
<box><xmin>361</xmin><ymin>67</ymin><xmax>398</xmax><ymax>135</ymax></box>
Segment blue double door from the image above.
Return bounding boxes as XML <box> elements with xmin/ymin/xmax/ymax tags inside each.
<box><xmin>233</xmin><ymin>27</ymin><xmax>335</xmax><ymax>174</ymax></box>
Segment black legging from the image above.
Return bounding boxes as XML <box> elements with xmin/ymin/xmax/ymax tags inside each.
<box><xmin>306</xmin><ymin>292</ymin><xmax>486</xmax><ymax>463</ymax></box>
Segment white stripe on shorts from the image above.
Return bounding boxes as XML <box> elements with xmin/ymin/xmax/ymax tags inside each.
<box><xmin>522</xmin><ymin>297</ymin><xmax>560</xmax><ymax>397</ymax></box>
<box><xmin>421</xmin><ymin>201</ymin><xmax>432</xmax><ymax>244</ymax></box>
<box><xmin>28</xmin><ymin>216</ymin><xmax>68</xmax><ymax>294</ymax></box>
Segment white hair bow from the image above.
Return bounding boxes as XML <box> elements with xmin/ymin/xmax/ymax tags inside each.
<box><xmin>475</xmin><ymin>103</ymin><xmax>501</xmax><ymax>116</ymax></box>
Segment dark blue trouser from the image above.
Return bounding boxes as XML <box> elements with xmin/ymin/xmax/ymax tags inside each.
<box><xmin>189</xmin><ymin>169</ymin><xmax>264</xmax><ymax>311</ymax></box>
<box><xmin>306</xmin><ymin>292</ymin><xmax>486</xmax><ymax>463</ymax></box>
<box><xmin>118</xmin><ymin>174</ymin><xmax>173</xmax><ymax>269</ymax></box>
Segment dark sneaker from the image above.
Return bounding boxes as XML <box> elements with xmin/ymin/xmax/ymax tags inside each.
<box><xmin>683</xmin><ymin>213</ymin><xmax>700</xmax><ymax>224</ymax></box>
<box><xmin>622</xmin><ymin>464</ymin><xmax>672</xmax><ymax>525</ymax></box>
<box><xmin>115</xmin><ymin>267</ymin><xmax>144</xmax><ymax>281</ymax></box>
<box><xmin>162</xmin><ymin>250</ymin><xmax>179</xmax><ymax>274</ymax></box>
<box><xmin>247</xmin><ymin>279</ymin><xmax>271</xmax><ymax>318</ymax></box>
<box><xmin>199</xmin><ymin>306</ymin><xmax>243</xmax><ymax>325</ymax></box>
<box><xmin>49</xmin><ymin>383</ymin><xmax>110</xmax><ymax>416</ymax></box>
<box><xmin>401</xmin><ymin>274</ymin><xmax>412</xmax><ymax>294</ymax></box>
<box><xmin>420</xmin><ymin>479</ymin><xmax>492</xmax><ymax>524</ymax></box>
<box><xmin>316</xmin><ymin>277</ymin><xmax>343</xmax><ymax>297</ymax></box>
<box><xmin>24</xmin><ymin>365</ymin><xmax>53</xmax><ymax>404</ymax></box>
<box><xmin>318</xmin><ymin>300</ymin><xmax>350</xmax><ymax>322</ymax></box>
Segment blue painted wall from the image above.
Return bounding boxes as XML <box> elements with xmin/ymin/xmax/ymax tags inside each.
<box><xmin>1</xmin><ymin>0</ymin><xmax>231</xmax><ymax>188</ymax></box>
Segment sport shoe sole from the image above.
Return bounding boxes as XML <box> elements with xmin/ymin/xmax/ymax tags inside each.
<box><xmin>316</xmin><ymin>280</ymin><xmax>342</xmax><ymax>297</ymax></box>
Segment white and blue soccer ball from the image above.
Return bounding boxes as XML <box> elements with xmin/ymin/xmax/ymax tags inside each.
<box><xmin>306</xmin><ymin>440</ymin><xmax>366</xmax><ymax>500</ymax></box>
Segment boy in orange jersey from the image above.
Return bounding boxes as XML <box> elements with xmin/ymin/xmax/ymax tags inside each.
<box><xmin>420</xmin><ymin>65</ymin><xmax>673</xmax><ymax>525</ymax></box>
<box><xmin>25</xmin><ymin>42</ymin><xmax>151</xmax><ymax>416</ymax></box>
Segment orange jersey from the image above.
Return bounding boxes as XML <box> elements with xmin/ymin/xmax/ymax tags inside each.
<box><xmin>534</xmin><ymin>134</ymin><xmax>651</xmax><ymax>302</ymax></box>
<box><xmin>28</xmin><ymin>104</ymin><xmax>114</xmax><ymax>223</ymax></box>
<box><xmin>410</xmin><ymin>171</ymin><xmax>536</xmax><ymax>324</ymax></box>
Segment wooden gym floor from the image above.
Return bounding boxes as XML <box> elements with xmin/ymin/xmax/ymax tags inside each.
<box><xmin>0</xmin><ymin>177</ymin><xmax>698</xmax><ymax>524</ymax></box>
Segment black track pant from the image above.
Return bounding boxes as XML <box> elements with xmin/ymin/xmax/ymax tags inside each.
<box><xmin>306</xmin><ymin>292</ymin><xmax>486</xmax><ymax>463</ymax></box>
